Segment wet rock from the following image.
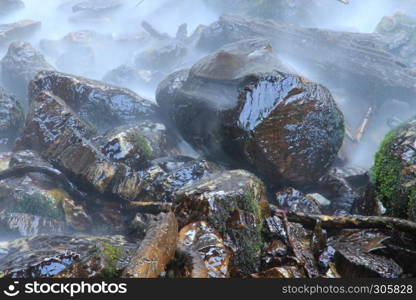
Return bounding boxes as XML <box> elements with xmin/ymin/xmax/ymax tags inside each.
<box><xmin>157</xmin><ymin>40</ymin><xmax>344</xmax><ymax>186</ymax></box>
<box><xmin>0</xmin><ymin>20</ymin><xmax>41</xmax><ymax>48</ymax></box>
<box><xmin>316</xmin><ymin>166</ymin><xmax>369</xmax><ymax>214</ymax></box>
<box><xmin>286</xmin><ymin>222</ymin><xmax>320</xmax><ymax>278</ymax></box>
<box><xmin>136</xmin><ymin>156</ymin><xmax>222</xmax><ymax>204</ymax></box>
<box><xmin>122</xmin><ymin>212</ymin><xmax>178</xmax><ymax>278</ymax></box>
<box><xmin>0</xmin><ymin>235</ymin><xmax>135</xmax><ymax>278</ymax></box>
<box><xmin>15</xmin><ymin>91</ymin><xmax>142</xmax><ymax>202</ymax></box>
<box><xmin>177</xmin><ymin>221</ymin><xmax>231</xmax><ymax>278</ymax></box>
<box><xmin>100</xmin><ymin>121</ymin><xmax>178</xmax><ymax>170</ymax></box>
<box><xmin>29</xmin><ymin>70</ymin><xmax>158</xmax><ymax>131</ymax></box>
<box><xmin>0</xmin><ymin>151</ymin><xmax>92</xmax><ymax>234</ymax></box>
<box><xmin>0</xmin><ymin>88</ymin><xmax>24</xmax><ymax>151</ymax></box>
<box><xmin>1</xmin><ymin>41</ymin><xmax>53</xmax><ymax>104</ymax></box>
<box><xmin>0</xmin><ymin>0</ymin><xmax>24</xmax><ymax>16</ymax></box>
<box><xmin>372</xmin><ymin>119</ymin><xmax>416</xmax><ymax>222</ymax></box>
<box><xmin>0</xmin><ymin>212</ymin><xmax>67</xmax><ymax>238</ymax></box>
<box><xmin>196</xmin><ymin>15</ymin><xmax>416</xmax><ymax>106</ymax></box>
<box><xmin>173</xmin><ymin>169</ymin><xmax>270</xmax><ymax>275</ymax></box>
<box><xmin>276</xmin><ymin>188</ymin><xmax>321</xmax><ymax>214</ymax></box>
<box><xmin>330</xmin><ymin>229</ymin><xmax>403</xmax><ymax>278</ymax></box>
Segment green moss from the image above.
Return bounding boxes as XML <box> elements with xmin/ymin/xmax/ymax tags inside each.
<box><xmin>9</xmin><ymin>193</ymin><xmax>65</xmax><ymax>220</ymax></box>
<box><xmin>371</xmin><ymin>128</ymin><xmax>416</xmax><ymax>221</ymax></box>
<box><xmin>135</xmin><ymin>135</ymin><xmax>153</xmax><ymax>160</ymax></box>
<box><xmin>208</xmin><ymin>186</ymin><xmax>263</xmax><ymax>274</ymax></box>
<box><xmin>99</xmin><ymin>242</ymin><xmax>124</xmax><ymax>278</ymax></box>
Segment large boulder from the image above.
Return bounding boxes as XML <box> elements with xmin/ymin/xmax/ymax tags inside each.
<box><xmin>1</xmin><ymin>41</ymin><xmax>54</xmax><ymax>105</ymax></box>
<box><xmin>15</xmin><ymin>91</ymin><xmax>142</xmax><ymax>202</ymax></box>
<box><xmin>29</xmin><ymin>70</ymin><xmax>158</xmax><ymax>131</ymax></box>
<box><xmin>157</xmin><ymin>40</ymin><xmax>344</xmax><ymax>186</ymax></box>
<box><xmin>173</xmin><ymin>169</ymin><xmax>270</xmax><ymax>275</ymax></box>
<box><xmin>0</xmin><ymin>87</ymin><xmax>24</xmax><ymax>151</ymax></box>
<box><xmin>372</xmin><ymin>119</ymin><xmax>416</xmax><ymax>222</ymax></box>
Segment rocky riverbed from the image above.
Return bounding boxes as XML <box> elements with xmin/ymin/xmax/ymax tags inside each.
<box><xmin>0</xmin><ymin>0</ymin><xmax>415</xmax><ymax>278</ymax></box>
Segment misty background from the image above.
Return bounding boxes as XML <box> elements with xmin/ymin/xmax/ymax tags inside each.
<box><xmin>1</xmin><ymin>0</ymin><xmax>415</xmax><ymax>168</ymax></box>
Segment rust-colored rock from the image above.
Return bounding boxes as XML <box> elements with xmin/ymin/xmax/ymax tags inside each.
<box><xmin>122</xmin><ymin>212</ymin><xmax>178</xmax><ymax>278</ymax></box>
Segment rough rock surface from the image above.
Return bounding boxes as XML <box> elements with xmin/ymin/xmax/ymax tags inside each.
<box><xmin>15</xmin><ymin>91</ymin><xmax>142</xmax><ymax>202</ymax></box>
<box><xmin>1</xmin><ymin>41</ymin><xmax>54</xmax><ymax>104</ymax></box>
<box><xmin>29</xmin><ymin>70</ymin><xmax>158</xmax><ymax>131</ymax></box>
<box><xmin>157</xmin><ymin>40</ymin><xmax>344</xmax><ymax>186</ymax></box>
<box><xmin>173</xmin><ymin>169</ymin><xmax>270</xmax><ymax>275</ymax></box>
<box><xmin>0</xmin><ymin>235</ymin><xmax>136</xmax><ymax>278</ymax></box>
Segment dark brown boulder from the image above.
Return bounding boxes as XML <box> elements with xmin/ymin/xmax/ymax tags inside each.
<box><xmin>29</xmin><ymin>70</ymin><xmax>158</xmax><ymax>131</ymax></box>
<box><xmin>15</xmin><ymin>91</ymin><xmax>142</xmax><ymax>202</ymax></box>
<box><xmin>157</xmin><ymin>40</ymin><xmax>344</xmax><ymax>186</ymax></box>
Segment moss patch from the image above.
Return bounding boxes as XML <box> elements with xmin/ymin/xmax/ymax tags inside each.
<box><xmin>371</xmin><ymin>127</ymin><xmax>416</xmax><ymax>221</ymax></box>
<box><xmin>9</xmin><ymin>193</ymin><xmax>65</xmax><ymax>220</ymax></box>
<box><xmin>208</xmin><ymin>186</ymin><xmax>264</xmax><ymax>274</ymax></box>
<box><xmin>135</xmin><ymin>135</ymin><xmax>153</xmax><ymax>160</ymax></box>
<box><xmin>98</xmin><ymin>242</ymin><xmax>124</xmax><ymax>278</ymax></box>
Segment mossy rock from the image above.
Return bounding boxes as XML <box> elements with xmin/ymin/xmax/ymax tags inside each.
<box><xmin>9</xmin><ymin>193</ymin><xmax>65</xmax><ymax>220</ymax></box>
<box><xmin>173</xmin><ymin>169</ymin><xmax>270</xmax><ymax>275</ymax></box>
<box><xmin>372</xmin><ymin>120</ymin><xmax>416</xmax><ymax>222</ymax></box>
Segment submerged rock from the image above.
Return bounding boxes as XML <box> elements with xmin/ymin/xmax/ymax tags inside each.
<box><xmin>157</xmin><ymin>40</ymin><xmax>344</xmax><ymax>186</ymax></box>
<box><xmin>1</xmin><ymin>41</ymin><xmax>54</xmax><ymax>104</ymax></box>
<box><xmin>372</xmin><ymin>119</ymin><xmax>416</xmax><ymax>222</ymax></box>
<box><xmin>29</xmin><ymin>70</ymin><xmax>158</xmax><ymax>131</ymax></box>
<box><xmin>0</xmin><ymin>235</ymin><xmax>135</xmax><ymax>278</ymax></box>
<box><xmin>173</xmin><ymin>169</ymin><xmax>270</xmax><ymax>275</ymax></box>
<box><xmin>0</xmin><ymin>88</ymin><xmax>24</xmax><ymax>151</ymax></box>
